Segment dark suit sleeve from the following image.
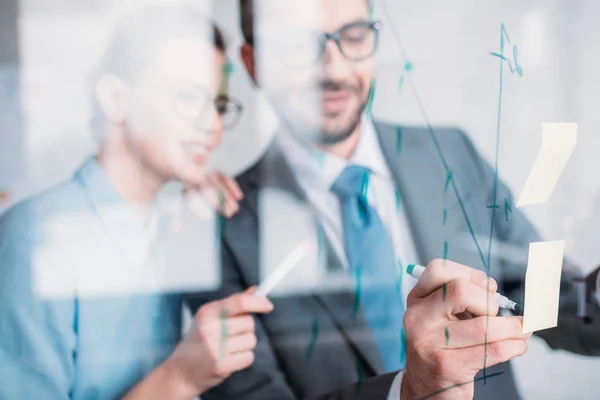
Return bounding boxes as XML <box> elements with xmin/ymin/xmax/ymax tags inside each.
<box><xmin>309</xmin><ymin>373</ymin><xmax>397</xmax><ymax>400</ymax></box>
<box><xmin>458</xmin><ymin>129</ymin><xmax>600</xmax><ymax>356</ymax></box>
<box><xmin>185</xmin><ymin>241</ymin><xmax>296</xmax><ymax>400</ymax></box>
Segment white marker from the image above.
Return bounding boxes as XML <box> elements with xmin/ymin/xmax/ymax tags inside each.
<box><xmin>255</xmin><ymin>241</ymin><xmax>311</xmax><ymax>297</ymax></box>
<box><xmin>406</xmin><ymin>263</ymin><xmax>523</xmax><ymax>314</ymax></box>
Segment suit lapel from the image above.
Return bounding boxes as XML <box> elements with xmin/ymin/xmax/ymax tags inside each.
<box><xmin>312</xmin><ymin>226</ymin><xmax>384</xmax><ymax>375</ymax></box>
<box><xmin>376</xmin><ymin>122</ymin><xmax>448</xmax><ymax>265</ymax></box>
<box><xmin>314</xmin><ymin>288</ymin><xmax>384</xmax><ymax>375</ymax></box>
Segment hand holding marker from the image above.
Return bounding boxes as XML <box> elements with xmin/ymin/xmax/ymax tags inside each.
<box><xmin>407</xmin><ymin>263</ymin><xmax>524</xmax><ymax>315</ymax></box>
<box><xmin>254</xmin><ymin>249</ymin><xmax>524</xmax><ymax>314</ymax></box>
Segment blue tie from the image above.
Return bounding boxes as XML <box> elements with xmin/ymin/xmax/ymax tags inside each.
<box><xmin>331</xmin><ymin>165</ymin><xmax>406</xmax><ymax>372</ymax></box>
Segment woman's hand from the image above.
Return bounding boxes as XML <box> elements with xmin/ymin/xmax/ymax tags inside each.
<box><xmin>164</xmin><ymin>288</ymin><xmax>273</xmax><ymax>397</ymax></box>
<box><xmin>123</xmin><ymin>288</ymin><xmax>273</xmax><ymax>400</ymax></box>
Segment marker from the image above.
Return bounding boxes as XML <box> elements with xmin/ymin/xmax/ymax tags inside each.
<box><xmin>406</xmin><ymin>263</ymin><xmax>524</xmax><ymax>315</ymax></box>
<box><xmin>255</xmin><ymin>241</ymin><xmax>311</xmax><ymax>297</ymax></box>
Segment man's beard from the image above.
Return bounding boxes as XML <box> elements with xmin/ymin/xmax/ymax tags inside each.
<box><xmin>316</xmin><ymin>101</ymin><xmax>366</xmax><ymax>146</ymax></box>
<box><xmin>316</xmin><ymin>79</ymin><xmax>367</xmax><ymax>145</ymax></box>
<box><xmin>275</xmin><ymin>82</ymin><xmax>368</xmax><ymax>147</ymax></box>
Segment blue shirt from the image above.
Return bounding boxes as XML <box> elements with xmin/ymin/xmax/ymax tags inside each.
<box><xmin>0</xmin><ymin>158</ymin><xmax>216</xmax><ymax>399</ymax></box>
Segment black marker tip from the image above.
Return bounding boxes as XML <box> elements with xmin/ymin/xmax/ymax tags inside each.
<box><xmin>514</xmin><ymin>304</ymin><xmax>524</xmax><ymax>316</ymax></box>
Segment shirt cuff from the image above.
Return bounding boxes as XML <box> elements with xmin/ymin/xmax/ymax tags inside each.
<box><xmin>386</xmin><ymin>370</ymin><xmax>404</xmax><ymax>400</ymax></box>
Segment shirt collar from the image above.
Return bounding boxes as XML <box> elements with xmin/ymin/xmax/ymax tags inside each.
<box><xmin>72</xmin><ymin>157</ymin><xmax>185</xmax><ymax>268</ymax></box>
<box><xmin>277</xmin><ymin>115</ymin><xmax>391</xmax><ymax>193</ymax></box>
<box><xmin>73</xmin><ymin>156</ymin><xmax>126</xmax><ymax>211</ymax></box>
<box><xmin>72</xmin><ymin>157</ymin><xmax>184</xmax><ymax>221</ymax></box>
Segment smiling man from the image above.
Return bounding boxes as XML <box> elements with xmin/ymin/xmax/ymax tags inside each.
<box><xmin>187</xmin><ymin>0</ymin><xmax>600</xmax><ymax>399</ymax></box>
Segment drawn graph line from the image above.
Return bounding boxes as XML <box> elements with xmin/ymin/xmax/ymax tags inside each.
<box><xmin>415</xmin><ymin>371</ymin><xmax>505</xmax><ymax>400</ymax></box>
<box><xmin>504</xmin><ymin>198</ymin><xmax>512</xmax><ymax>222</ymax></box>
<box><xmin>355</xmin><ymin>358</ymin><xmax>364</xmax><ymax>392</ymax></box>
<box><xmin>305</xmin><ymin>317</ymin><xmax>320</xmax><ymax>360</ymax></box>
<box><xmin>379</xmin><ymin>0</ymin><xmax>498</xmax><ymax>272</ymax></box>
<box><xmin>353</xmin><ymin>266</ymin><xmax>362</xmax><ymax>319</ymax></box>
<box><xmin>396</xmin><ymin>259</ymin><xmax>404</xmax><ymax>292</ymax></box>
<box><xmin>483</xmin><ymin>23</ymin><xmax>508</xmax><ymax>382</ymax></box>
<box><xmin>377</xmin><ymin>0</ymin><xmax>520</xmax><ymax>390</ymax></box>
<box><xmin>483</xmin><ymin>22</ymin><xmax>523</xmax><ymax>381</ymax></box>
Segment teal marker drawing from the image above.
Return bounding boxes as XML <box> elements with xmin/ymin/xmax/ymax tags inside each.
<box><xmin>317</xmin><ymin>225</ymin><xmax>325</xmax><ymax>262</ymax></box>
<box><xmin>305</xmin><ymin>318</ymin><xmax>320</xmax><ymax>360</ymax></box>
<box><xmin>442</xmin><ymin>208</ymin><xmax>447</xmax><ymax>226</ymax></box>
<box><xmin>218</xmin><ymin>189</ymin><xmax>226</xmax><ymax>216</ymax></box>
<box><xmin>366</xmin><ymin>83</ymin><xmax>376</xmax><ymax>121</ymax></box>
<box><xmin>416</xmin><ymin>372</ymin><xmax>504</xmax><ymax>400</ymax></box>
<box><xmin>214</xmin><ymin>189</ymin><xmax>226</xmax><ymax>245</ymax></box>
<box><xmin>399</xmin><ymin>328</ymin><xmax>406</xmax><ymax>367</ymax></box>
<box><xmin>444</xmin><ymin>170</ymin><xmax>453</xmax><ymax>194</ymax></box>
<box><xmin>380</xmin><ymin>0</ymin><xmax>489</xmax><ymax>271</ymax></box>
<box><xmin>484</xmin><ymin>23</ymin><xmax>523</xmax><ymax>382</ymax></box>
<box><xmin>442</xmin><ymin>283</ymin><xmax>447</xmax><ymax>302</ymax></box>
<box><xmin>219</xmin><ymin>307</ymin><xmax>228</xmax><ymax>359</ymax></box>
<box><xmin>396</xmin><ymin>259</ymin><xmax>403</xmax><ymax>293</ymax></box>
<box><xmin>395</xmin><ymin>188</ymin><xmax>401</xmax><ymax>211</ymax></box>
<box><xmin>222</xmin><ymin>62</ymin><xmax>235</xmax><ymax>76</ymax></box>
<box><xmin>404</xmin><ymin>61</ymin><xmax>413</xmax><ymax>73</ymax></box>
<box><xmin>352</xmin><ymin>266</ymin><xmax>362</xmax><ymax>319</ymax></box>
<box><xmin>398</xmin><ymin>74</ymin><xmax>405</xmax><ymax>92</ymax></box>
<box><xmin>396</xmin><ymin>126</ymin><xmax>403</xmax><ymax>154</ymax></box>
<box><xmin>443</xmin><ymin>240</ymin><xmax>448</xmax><ymax>260</ymax></box>
<box><xmin>316</xmin><ymin>152</ymin><xmax>326</xmax><ymax>170</ymax></box>
<box><xmin>444</xmin><ymin>327</ymin><xmax>450</xmax><ymax>346</ymax></box>
<box><xmin>358</xmin><ymin>172</ymin><xmax>370</xmax><ymax>224</ymax></box>
<box><xmin>360</xmin><ymin>171</ymin><xmax>369</xmax><ymax>200</ymax></box>
<box><xmin>310</xmin><ymin>147</ymin><xmax>326</xmax><ymax>170</ymax></box>
<box><xmin>504</xmin><ymin>198</ymin><xmax>512</xmax><ymax>222</ymax></box>
<box><xmin>355</xmin><ymin>358</ymin><xmax>364</xmax><ymax>393</ymax></box>
<box><xmin>376</xmin><ymin>5</ymin><xmax>520</xmax><ymax>391</ymax></box>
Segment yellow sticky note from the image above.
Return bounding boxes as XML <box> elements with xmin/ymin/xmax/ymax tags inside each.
<box><xmin>523</xmin><ymin>240</ymin><xmax>564</xmax><ymax>333</ymax></box>
<box><xmin>517</xmin><ymin>123</ymin><xmax>577</xmax><ymax>208</ymax></box>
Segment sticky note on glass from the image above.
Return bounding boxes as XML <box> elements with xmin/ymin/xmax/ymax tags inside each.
<box><xmin>516</xmin><ymin>123</ymin><xmax>577</xmax><ymax>207</ymax></box>
<box><xmin>523</xmin><ymin>240</ymin><xmax>564</xmax><ymax>333</ymax></box>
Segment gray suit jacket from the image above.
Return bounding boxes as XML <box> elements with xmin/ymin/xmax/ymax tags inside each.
<box><xmin>188</xmin><ymin>121</ymin><xmax>600</xmax><ymax>400</ymax></box>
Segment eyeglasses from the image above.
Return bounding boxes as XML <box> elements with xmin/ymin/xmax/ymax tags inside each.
<box><xmin>257</xmin><ymin>20</ymin><xmax>383</xmax><ymax>68</ymax></box>
<box><xmin>172</xmin><ymin>89</ymin><xmax>243</xmax><ymax>130</ymax></box>
<box><xmin>214</xmin><ymin>95</ymin><xmax>243</xmax><ymax>130</ymax></box>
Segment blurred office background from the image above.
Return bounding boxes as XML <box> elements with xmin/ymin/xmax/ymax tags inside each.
<box><xmin>1</xmin><ymin>0</ymin><xmax>600</xmax><ymax>398</ymax></box>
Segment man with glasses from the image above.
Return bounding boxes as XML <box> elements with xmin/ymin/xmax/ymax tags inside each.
<box><xmin>189</xmin><ymin>0</ymin><xmax>600</xmax><ymax>399</ymax></box>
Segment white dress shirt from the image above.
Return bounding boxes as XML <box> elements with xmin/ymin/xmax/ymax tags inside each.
<box><xmin>277</xmin><ymin>115</ymin><xmax>418</xmax><ymax>399</ymax></box>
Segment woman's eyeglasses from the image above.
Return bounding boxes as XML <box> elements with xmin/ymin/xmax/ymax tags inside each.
<box><xmin>173</xmin><ymin>89</ymin><xmax>243</xmax><ymax>130</ymax></box>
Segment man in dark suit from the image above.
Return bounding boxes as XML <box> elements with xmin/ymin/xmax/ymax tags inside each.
<box><xmin>188</xmin><ymin>0</ymin><xmax>600</xmax><ymax>399</ymax></box>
